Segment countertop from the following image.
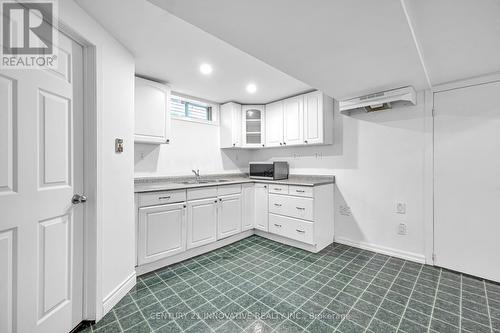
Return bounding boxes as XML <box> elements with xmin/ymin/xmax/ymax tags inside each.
<box><xmin>134</xmin><ymin>174</ymin><xmax>335</xmax><ymax>193</ymax></box>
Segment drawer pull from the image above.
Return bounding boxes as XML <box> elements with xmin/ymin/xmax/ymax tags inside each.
<box><xmin>296</xmin><ymin>207</ymin><xmax>306</xmax><ymax>210</ymax></box>
<box><xmin>274</xmin><ymin>223</ymin><xmax>282</xmax><ymax>227</ymax></box>
<box><xmin>274</xmin><ymin>203</ymin><xmax>282</xmax><ymax>207</ymax></box>
<box><xmin>158</xmin><ymin>196</ymin><xmax>171</xmax><ymax>200</ymax></box>
<box><xmin>273</xmin><ymin>188</ymin><xmax>282</xmax><ymax>191</ymax></box>
<box><xmin>295</xmin><ymin>190</ymin><xmax>305</xmax><ymax>193</ymax></box>
<box><xmin>296</xmin><ymin>229</ymin><xmax>306</xmax><ymax>233</ymax></box>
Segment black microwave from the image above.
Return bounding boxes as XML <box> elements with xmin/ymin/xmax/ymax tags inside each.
<box><xmin>249</xmin><ymin>162</ymin><xmax>289</xmax><ymax>180</ymax></box>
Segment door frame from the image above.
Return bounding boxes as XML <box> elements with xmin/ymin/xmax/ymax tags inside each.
<box><xmin>55</xmin><ymin>21</ymin><xmax>101</xmax><ymax>321</ymax></box>
<box><xmin>423</xmin><ymin>72</ymin><xmax>500</xmax><ymax>266</ymax></box>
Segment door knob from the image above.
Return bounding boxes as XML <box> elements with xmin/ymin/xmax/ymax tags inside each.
<box><xmin>72</xmin><ymin>194</ymin><xmax>87</xmax><ymax>204</ymax></box>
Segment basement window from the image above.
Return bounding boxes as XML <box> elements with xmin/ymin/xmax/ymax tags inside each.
<box><xmin>170</xmin><ymin>94</ymin><xmax>214</xmax><ymax>123</ymax></box>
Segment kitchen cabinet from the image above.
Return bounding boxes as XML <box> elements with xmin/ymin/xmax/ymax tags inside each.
<box><xmin>217</xmin><ymin>193</ymin><xmax>242</xmax><ymax>239</ymax></box>
<box><xmin>303</xmin><ymin>91</ymin><xmax>325</xmax><ymax>144</ymax></box>
<box><xmin>187</xmin><ymin>198</ymin><xmax>218</xmax><ymax>249</ymax></box>
<box><xmin>254</xmin><ymin>183</ymin><xmax>269</xmax><ymax>231</ymax></box>
<box><xmin>242</xmin><ymin>105</ymin><xmax>265</xmax><ymax>147</ymax></box>
<box><xmin>265</xmin><ymin>101</ymin><xmax>284</xmax><ymax>147</ymax></box>
<box><xmin>134</xmin><ymin>76</ymin><xmax>171</xmax><ymax>144</ymax></box>
<box><xmin>241</xmin><ymin>184</ymin><xmax>255</xmax><ymax>231</ymax></box>
<box><xmin>220</xmin><ymin>102</ymin><xmax>242</xmax><ymax>148</ymax></box>
<box><xmin>283</xmin><ymin>95</ymin><xmax>304</xmax><ymax>146</ymax></box>
<box><xmin>137</xmin><ymin>202</ymin><xmax>186</xmax><ymax>265</ymax></box>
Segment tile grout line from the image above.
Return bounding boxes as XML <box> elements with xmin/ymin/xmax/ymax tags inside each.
<box><xmin>394</xmin><ymin>264</ymin><xmax>424</xmax><ymax>332</ymax></box>
<box><xmin>459</xmin><ymin>274</ymin><xmax>463</xmax><ymax>332</ymax></box>
<box><xmin>484</xmin><ymin>280</ymin><xmax>494</xmax><ymax>333</ymax></box>
<box><xmin>362</xmin><ymin>258</ymin><xmax>408</xmax><ymax>333</ymax></box>
<box><xmin>323</xmin><ymin>254</ymin><xmax>391</xmax><ymax>332</ymax></box>
<box><xmin>425</xmin><ymin>267</ymin><xmax>442</xmax><ymax>332</ymax></box>
<box><xmin>270</xmin><ymin>246</ymin><xmax>375</xmax><ymax>333</ymax></box>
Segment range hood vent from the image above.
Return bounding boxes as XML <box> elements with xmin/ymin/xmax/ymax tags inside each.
<box><xmin>340</xmin><ymin>86</ymin><xmax>416</xmax><ymax>115</ymax></box>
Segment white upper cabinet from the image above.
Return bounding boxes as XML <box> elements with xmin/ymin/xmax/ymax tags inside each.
<box><xmin>265</xmin><ymin>101</ymin><xmax>284</xmax><ymax>147</ymax></box>
<box><xmin>242</xmin><ymin>105</ymin><xmax>265</xmax><ymax>147</ymax></box>
<box><xmin>220</xmin><ymin>102</ymin><xmax>242</xmax><ymax>148</ymax></box>
<box><xmin>134</xmin><ymin>76</ymin><xmax>171</xmax><ymax>144</ymax></box>
<box><xmin>304</xmin><ymin>91</ymin><xmax>325</xmax><ymax>144</ymax></box>
<box><xmin>283</xmin><ymin>95</ymin><xmax>304</xmax><ymax>146</ymax></box>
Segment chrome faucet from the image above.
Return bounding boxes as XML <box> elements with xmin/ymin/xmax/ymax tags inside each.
<box><xmin>192</xmin><ymin>169</ymin><xmax>200</xmax><ymax>181</ymax></box>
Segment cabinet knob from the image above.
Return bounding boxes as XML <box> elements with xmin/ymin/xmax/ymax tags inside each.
<box><xmin>233</xmin><ymin>143</ymin><xmax>235</xmax><ymax>147</ymax></box>
<box><xmin>262</xmin><ymin>144</ymin><xmax>265</xmax><ymax>147</ymax></box>
<box><xmin>183</xmin><ymin>205</ymin><xmax>186</xmax><ymax>208</ymax></box>
<box><xmin>166</xmin><ymin>139</ymin><xmax>170</xmax><ymax>144</ymax></box>
<box><xmin>304</xmin><ymin>140</ymin><xmax>308</xmax><ymax>144</ymax></box>
<box><xmin>219</xmin><ymin>198</ymin><xmax>222</xmax><ymax>201</ymax></box>
<box><xmin>214</xmin><ymin>200</ymin><xmax>218</xmax><ymax>203</ymax></box>
<box><xmin>280</xmin><ymin>142</ymin><xmax>282</xmax><ymax>146</ymax></box>
<box><xmin>283</xmin><ymin>142</ymin><xmax>287</xmax><ymax>145</ymax></box>
<box><xmin>264</xmin><ymin>185</ymin><xmax>267</xmax><ymax>188</ymax></box>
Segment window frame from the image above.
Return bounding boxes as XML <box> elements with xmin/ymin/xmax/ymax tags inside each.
<box><xmin>170</xmin><ymin>93</ymin><xmax>219</xmax><ymax>125</ymax></box>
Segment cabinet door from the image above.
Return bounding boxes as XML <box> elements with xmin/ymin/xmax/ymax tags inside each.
<box><xmin>220</xmin><ymin>102</ymin><xmax>241</xmax><ymax>148</ymax></box>
<box><xmin>303</xmin><ymin>91</ymin><xmax>324</xmax><ymax>144</ymax></box>
<box><xmin>218</xmin><ymin>193</ymin><xmax>242</xmax><ymax>239</ymax></box>
<box><xmin>242</xmin><ymin>184</ymin><xmax>255</xmax><ymax>231</ymax></box>
<box><xmin>265</xmin><ymin>101</ymin><xmax>284</xmax><ymax>147</ymax></box>
<box><xmin>283</xmin><ymin>96</ymin><xmax>304</xmax><ymax>146</ymax></box>
<box><xmin>134</xmin><ymin>76</ymin><xmax>171</xmax><ymax>144</ymax></box>
<box><xmin>187</xmin><ymin>198</ymin><xmax>218</xmax><ymax>249</ymax></box>
<box><xmin>242</xmin><ymin>105</ymin><xmax>265</xmax><ymax>147</ymax></box>
<box><xmin>138</xmin><ymin>203</ymin><xmax>186</xmax><ymax>265</ymax></box>
<box><xmin>254</xmin><ymin>184</ymin><xmax>269</xmax><ymax>231</ymax></box>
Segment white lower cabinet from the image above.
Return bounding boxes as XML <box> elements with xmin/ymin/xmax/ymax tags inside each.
<box><xmin>218</xmin><ymin>193</ymin><xmax>242</xmax><ymax>239</ymax></box>
<box><xmin>254</xmin><ymin>183</ymin><xmax>269</xmax><ymax>231</ymax></box>
<box><xmin>241</xmin><ymin>184</ymin><xmax>255</xmax><ymax>231</ymax></box>
<box><xmin>138</xmin><ymin>202</ymin><xmax>186</xmax><ymax>265</ymax></box>
<box><xmin>187</xmin><ymin>197</ymin><xmax>218</xmax><ymax>249</ymax></box>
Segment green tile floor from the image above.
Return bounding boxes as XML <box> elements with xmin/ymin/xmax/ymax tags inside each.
<box><xmin>78</xmin><ymin>235</ymin><xmax>500</xmax><ymax>333</ymax></box>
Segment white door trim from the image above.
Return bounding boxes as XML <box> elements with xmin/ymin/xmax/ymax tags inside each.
<box><xmin>55</xmin><ymin>21</ymin><xmax>101</xmax><ymax>321</ymax></box>
<box><xmin>425</xmin><ymin>73</ymin><xmax>500</xmax><ymax>267</ymax></box>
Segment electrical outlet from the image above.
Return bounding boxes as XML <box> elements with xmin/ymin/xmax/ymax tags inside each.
<box><xmin>339</xmin><ymin>205</ymin><xmax>352</xmax><ymax>216</ymax></box>
<box><xmin>398</xmin><ymin>223</ymin><xmax>408</xmax><ymax>235</ymax></box>
<box><xmin>396</xmin><ymin>202</ymin><xmax>406</xmax><ymax>214</ymax></box>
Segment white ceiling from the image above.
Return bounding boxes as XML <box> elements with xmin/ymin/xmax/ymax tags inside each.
<box><xmin>76</xmin><ymin>0</ymin><xmax>311</xmax><ymax>104</ymax></box>
<box><xmin>148</xmin><ymin>0</ymin><xmax>500</xmax><ymax>100</ymax></box>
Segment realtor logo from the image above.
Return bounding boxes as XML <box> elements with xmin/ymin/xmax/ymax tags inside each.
<box><xmin>1</xmin><ymin>0</ymin><xmax>58</xmax><ymax>68</ymax></box>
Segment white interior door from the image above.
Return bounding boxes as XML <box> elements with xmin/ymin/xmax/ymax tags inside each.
<box><xmin>434</xmin><ymin>80</ymin><xmax>500</xmax><ymax>282</ymax></box>
<box><xmin>0</xmin><ymin>30</ymin><xmax>84</xmax><ymax>333</ymax></box>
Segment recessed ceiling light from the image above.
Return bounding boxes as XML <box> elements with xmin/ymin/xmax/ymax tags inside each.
<box><xmin>199</xmin><ymin>63</ymin><xmax>213</xmax><ymax>75</ymax></box>
<box><xmin>246</xmin><ymin>83</ymin><xmax>257</xmax><ymax>94</ymax></box>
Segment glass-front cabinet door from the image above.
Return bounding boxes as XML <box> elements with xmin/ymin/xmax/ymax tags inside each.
<box><xmin>242</xmin><ymin>105</ymin><xmax>265</xmax><ymax>147</ymax></box>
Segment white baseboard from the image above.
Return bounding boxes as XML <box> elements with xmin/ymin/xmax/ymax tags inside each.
<box><xmin>335</xmin><ymin>237</ymin><xmax>426</xmax><ymax>264</ymax></box>
<box><xmin>254</xmin><ymin>230</ymin><xmax>327</xmax><ymax>253</ymax></box>
<box><xmin>102</xmin><ymin>272</ymin><xmax>136</xmax><ymax>316</ymax></box>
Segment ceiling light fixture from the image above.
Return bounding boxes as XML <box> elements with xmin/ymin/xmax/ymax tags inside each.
<box><xmin>199</xmin><ymin>63</ymin><xmax>213</xmax><ymax>75</ymax></box>
<box><xmin>246</xmin><ymin>83</ymin><xmax>257</xmax><ymax>94</ymax></box>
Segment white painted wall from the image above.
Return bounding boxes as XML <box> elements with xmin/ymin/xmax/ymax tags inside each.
<box><xmin>61</xmin><ymin>0</ymin><xmax>136</xmax><ymax>319</ymax></box>
<box><xmin>135</xmin><ymin>119</ymin><xmax>249</xmax><ymax>177</ymax></box>
<box><xmin>249</xmin><ymin>92</ymin><xmax>427</xmax><ymax>262</ymax></box>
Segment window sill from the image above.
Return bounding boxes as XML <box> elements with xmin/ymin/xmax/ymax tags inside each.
<box><xmin>171</xmin><ymin>116</ymin><xmax>218</xmax><ymax>126</ymax></box>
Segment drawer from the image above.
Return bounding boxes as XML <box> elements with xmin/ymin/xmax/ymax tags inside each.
<box><xmin>289</xmin><ymin>185</ymin><xmax>313</xmax><ymax>198</ymax></box>
<box><xmin>269</xmin><ymin>194</ymin><xmax>314</xmax><ymax>221</ymax></box>
<box><xmin>187</xmin><ymin>186</ymin><xmax>217</xmax><ymax>200</ymax></box>
<box><xmin>269</xmin><ymin>213</ymin><xmax>314</xmax><ymax>245</ymax></box>
<box><xmin>269</xmin><ymin>184</ymin><xmax>288</xmax><ymax>194</ymax></box>
<box><xmin>139</xmin><ymin>190</ymin><xmax>186</xmax><ymax>207</ymax></box>
<box><xmin>218</xmin><ymin>184</ymin><xmax>242</xmax><ymax>196</ymax></box>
